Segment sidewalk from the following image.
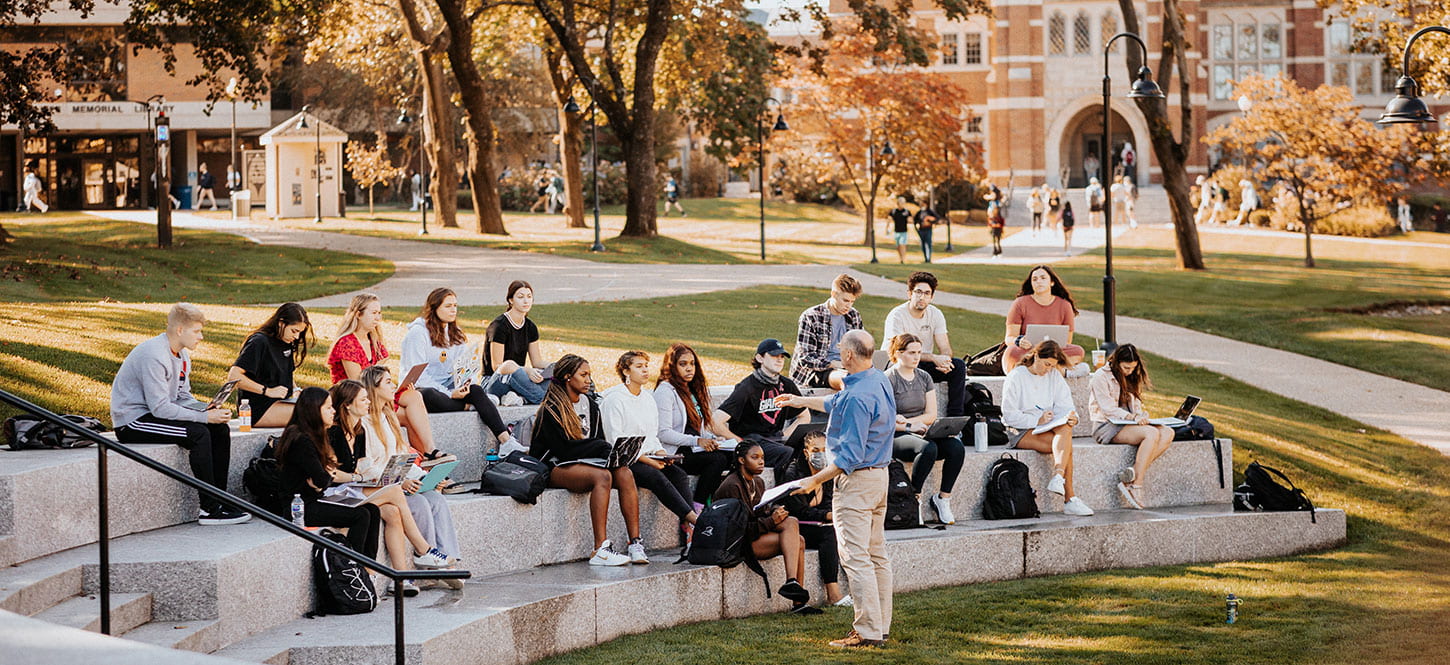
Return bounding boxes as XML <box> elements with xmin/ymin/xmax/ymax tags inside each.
<box><xmin>88</xmin><ymin>209</ymin><xmax>1450</xmax><ymax>456</ymax></box>
<box><xmin>935</xmin><ymin>224</ymin><xmax>1129</xmax><ymax>264</ymax></box>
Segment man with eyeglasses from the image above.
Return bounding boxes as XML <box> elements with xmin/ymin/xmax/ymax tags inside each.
<box><xmin>883</xmin><ymin>271</ymin><xmax>967</xmax><ymax>417</ymax></box>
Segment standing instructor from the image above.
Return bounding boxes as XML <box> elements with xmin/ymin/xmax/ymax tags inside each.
<box><xmin>780</xmin><ymin>329</ymin><xmax>896</xmax><ymax>648</ymax></box>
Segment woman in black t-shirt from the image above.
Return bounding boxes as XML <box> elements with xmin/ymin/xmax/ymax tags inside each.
<box><xmin>228</xmin><ymin>303</ymin><xmax>312</xmax><ymax>427</ymax></box>
<box><xmin>482</xmin><ymin>280</ymin><xmax>548</xmax><ymax>405</ymax></box>
<box><xmin>275</xmin><ymin>387</ymin><xmax>382</xmax><ymax>559</ymax></box>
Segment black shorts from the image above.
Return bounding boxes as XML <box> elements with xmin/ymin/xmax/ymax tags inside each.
<box><xmin>1090</xmin><ymin>203</ymin><xmax>1103</xmax><ymax>213</ymax></box>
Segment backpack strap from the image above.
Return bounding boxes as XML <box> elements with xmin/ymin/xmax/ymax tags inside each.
<box><xmin>1212</xmin><ymin>438</ymin><xmax>1225</xmax><ymax>489</ymax></box>
<box><xmin>745</xmin><ymin>555</ymin><xmax>771</xmax><ymax>598</ymax></box>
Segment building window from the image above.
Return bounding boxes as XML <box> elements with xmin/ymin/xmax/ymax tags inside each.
<box><xmin>1049</xmin><ymin>13</ymin><xmax>1067</xmax><ymax>56</ymax></box>
<box><xmin>941</xmin><ymin>33</ymin><xmax>959</xmax><ymax>65</ymax></box>
<box><xmin>1073</xmin><ymin>12</ymin><xmax>1092</xmax><ymax>55</ymax></box>
<box><xmin>1206</xmin><ymin>19</ymin><xmax>1285</xmax><ymax>100</ymax></box>
<box><xmin>965</xmin><ymin>117</ymin><xmax>983</xmax><ymax>134</ymax></box>
<box><xmin>1325</xmin><ymin>21</ymin><xmax>1386</xmax><ymax>96</ymax></box>
<box><xmin>1101</xmin><ymin>13</ymin><xmax>1118</xmax><ymax>53</ymax></box>
<box><xmin>963</xmin><ymin>33</ymin><xmax>982</xmax><ymax>65</ymax></box>
<box><xmin>1261</xmin><ymin>23</ymin><xmax>1281</xmax><ymax>59</ymax></box>
<box><xmin>1212</xmin><ymin>25</ymin><xmax>1233</xmax><ymax>60</ymax></box>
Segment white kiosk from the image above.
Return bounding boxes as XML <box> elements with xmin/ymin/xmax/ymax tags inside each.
<box><xmin>259</xmin><ymin>111</ymin><xmax>347</xmax><ymax>219</ymax></box>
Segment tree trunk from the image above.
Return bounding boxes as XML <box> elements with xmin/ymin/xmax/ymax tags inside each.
<box><xmin>1119</xmin><ymin>0</ymin><xmax>1205</xmax><ymax>270</ymax></box>
<box><xmin>1302</xmin><ymin>217</ymin><xmax>1316</xmax><ymax>268</ymax></box>
<box><xmin>620</xmin><ymin>131</ymin><xmax>659</xmax><ymax>238</ymax></box>
<box><xmin>419</xmin><ymin>50</ymin><xmax>459</xmax><ymax>228</ymax></box>
<box><xmin>369</xmin><ymin>186</ymin><xmax>374</xmax><ymax>215</ymax></box>
<box><xmin>432</xmin><ymin>0</ymin><xmax>507</xmax><ymax>235</ymax></box>
<box><xmin>544</xmin><ymin>47</ymin><xmax>586</xmax><ymax>228</ymax></box>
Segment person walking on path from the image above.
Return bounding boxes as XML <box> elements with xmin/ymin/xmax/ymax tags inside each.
<box><xmin>1397</xmin><ymin>197</ymin><xmax>1413</xmax><ymax>233</ymax></box>
<box><xmin>780</xmin><ymin>330</ymin><xmax>896</xmax><ymax>649</ymax></box>
<box><xmin>22</xmin><ymin>166</ymin><xmax>48</xmax><ymax>213</ymax></box>
<box><xmin>888</xmin><ymin>197</ymin><xmax>912</xmax><ymax>264</ymax></box>
<box><xmin>987</xmin><ymin>199</ymin><xmax>1005</xmax><ymax>258</ymax></box>
<box><xmin>664</xmin><ymin>176</ymin><xmax>686</xmax><ymax>216</ymax></box>
<box><xmin>196</xmin><ymin>163</ymin><xmax>218</xmax><ymax>210</ymax></box>
<box><xmin>913</xmin><ymin>200</ymin><xmax>939</xmax><ymax>263</ymax></box>
<box><xmin>1085</xmin><ymin>177</ymin><xmax>1105</xmax><ymax>228</ymax></box>
<box><xmin>1028</xmin><ymin>186</ymin><xmax>1045</xmax><ymax>235</ymax></box>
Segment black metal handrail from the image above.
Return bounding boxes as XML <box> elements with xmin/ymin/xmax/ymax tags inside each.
<box><xmin>0</xmin><ymin>389</ymin><xmax>468</xmax><ymax>665</ymax></box>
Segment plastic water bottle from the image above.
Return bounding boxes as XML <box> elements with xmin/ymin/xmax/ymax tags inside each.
<box><xmin>973</xmin><ymin>414</ymin><xmax>989</xmax><ymax>453</ymax></box>
<box><xmin>290</xmin><ymin>494</ymin><xmax>305</xmax><ymax>528</ymax></box>
<box><xmin>238</xmin><ymin>399</ymin><xmax>252</xmax><ymax>432</ymax></box>
<box><xmin>486</xmin><ymin>439</ymin><xmax>500</xmax><ymax>463</ymax></box>
<box><xmin>1225</xmin><ymin>593</ymin><xmax>1241</xmax><ymax>624</ymax></box>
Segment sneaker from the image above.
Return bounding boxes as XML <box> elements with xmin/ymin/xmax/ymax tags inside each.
<box><xmin>829</xmin><ymin>630</ymin><xmax>884</xmax><ymax>648</ymax></box>
<box><xmin>1118</xmin><ymin>466</ymin><xmax>1137</xmax><ymax>484</ymax></box>
<box><xmin>440</xmin><ymin>574</ymin><xmax>465</xmax><ymax>591</ymax></box>
<box><xmin>1046</xmin><ymin>474</ymin><xmax>1066</xmax><ymax>496</ymax></box>
<box><xmin>414</xmin><ymin>547</ymin><xmax>450</xmax><ymax>569</ymax></box>
<box><xmin>627</xmin><ymin>540</ymin><xmax>649</xmax><ymax>564</ymax></box>
<box><xmin>1063</xmin><ymin>496</ymin><xmax>1095</xmax><ymax>516</ymax></box>
<box><xmin>500</xmin><ymin>391</ymin><xmax>524</xmax><ymax>407</ymax></box>
<box><xmin>1066</xmin><ymin>362</ymin><xmax>1091</xmax><ymax>378</ymax></box>
<box><xmin>486</xmin><ymin>393</ymin><xmax>501</xmax><ymax>406</ymax></box>
<box><xmin>778</xmin><ymin>580</ymin><xmax>809</xmax><ymax>604</ymax></box>
<box><xmin>589</xmin><ymin>540</ymin><xmax>630</xmax><ymax>566</ymax></box>
<box><xmin>930</xmin><ymin>493</ymin><xmax>956</xmax><ymax>525</ymax></box>
<box><xmin>1119</xmin><ymin>483</ymin><xmax>1144</xmax><ymax>510</ymax></box>
<box><xmin>790</xmin><ymin>603</ymin><xmax>824</xmax><ymax>615</ymax></box>
<box><xmin>833</xmin><ymin>595</ymin><xmax>854</xmax><ymax>607</ymax></box>
<box><xmin>198</xmin><ymin>508</ymin><xmax>252</xmax><ymax>526</ymax></box>
<box><xmin>390</xmin><ymin>580</ymin><xmax>420</xmax><ymax>598</ymax></box>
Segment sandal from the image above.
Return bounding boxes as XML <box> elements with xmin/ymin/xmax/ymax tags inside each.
<box><xmin>1118</xmin><ymin>482</ymin><xmax>1144</xmax><ymax>509</ymax></box>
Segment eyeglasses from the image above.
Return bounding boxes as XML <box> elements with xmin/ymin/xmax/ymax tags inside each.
<box><xmin>910</xmin><ymin>289</ymin><xmax>934</xmax><ymax>296</ymax></box>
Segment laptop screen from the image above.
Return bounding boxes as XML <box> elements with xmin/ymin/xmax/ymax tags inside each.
<box><xmin>1175</xmin><ymin>395</ymin><xmax>1202</xmax><ymax>420</ymax></box>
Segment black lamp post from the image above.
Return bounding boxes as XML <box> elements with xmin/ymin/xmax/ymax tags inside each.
<box><xmin>564</xmin><ymin>87</ymin><xmax>603</xmax><ymax>252</ymax></box>
<box><xmin>866</xmin><ymin>127</ymin><xmax>895</xmax><ymax>264</ymax></box>
<box><xmin>299</xmin><ymin>105</ymin><xmax>322</xmax><ymax>223</ymax></box>
<box><xmin>1377</xmin><ymin>26</ymin><xmax>1450</xmax><ymax>126</ymax></box>
<box><xmin>757</xmin><ymin>98</ymin><xmax>789</xmax><ymax>261</ymax></box>
<box><xmin>1099</xmin><ymin>32</ymin><xmax>1164</xmax><ymax>350</ymax></box>
<box><xmin>397</xmin><ymin>105</ymin><xmax>429</xmax><ymax>235</ymax></box>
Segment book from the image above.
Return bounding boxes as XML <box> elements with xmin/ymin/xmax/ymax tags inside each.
<box><xmin>452</xmin><ymin>342</ymin><xmax>483</xmax><ymax>388</ymax></box>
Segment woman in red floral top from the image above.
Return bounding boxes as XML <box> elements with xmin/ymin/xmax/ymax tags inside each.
<box><xmin>327</xmin><ymin>293</ymin><xmax>445</xmax><ymax>459</ymax></box>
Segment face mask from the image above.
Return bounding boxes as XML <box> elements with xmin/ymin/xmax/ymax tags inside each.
<box><xmin>809</xmin><ymin>452</ymin><xmax>828</xmax><ymax>469</ymax></box>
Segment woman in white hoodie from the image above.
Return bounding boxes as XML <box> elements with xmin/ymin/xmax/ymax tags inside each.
<box><xmin>601</xmin><ymin>351</ymin><xmax>698</xmax><ymax>553</ymax></box>
<box><xmin>1001</xmin><ymin>340</ymin><xmax>1093</xmax><ymax>516</ymax></box>
<box><xmin>400</xmin><ymin>288</ymin><xmax>514</xmax><ymax>456</ymax></box>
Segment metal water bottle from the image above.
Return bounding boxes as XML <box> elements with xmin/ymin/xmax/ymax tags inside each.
<box><xmin>973</xmin><ymin>414</ymin><xmax>989</xmax><ymax>453</ymax></box>
<box><xmin>1225</xmin><ymin>593</ymin><xmax>1241</xmax><ymax>624</ymax></box>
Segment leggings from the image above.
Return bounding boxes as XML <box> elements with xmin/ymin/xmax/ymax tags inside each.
<box><xmin>417</xmin><ymin>385</ymin><xmax>508</xmax><ymax>438</ymax></box>
<box><xmin>304</xmin><ymin>500</ymin><xmax>382</xmax><ymax>560</ymax></box>
<box><xmin>115</xmin><ymin>414</ymin><xmax>232</xmax><ymax>513</ymax></box>
<box><xmin>679</xmin><ymin>448</ymin><xmax>732</xmax><ymax>503</ymax></box>
<box><xmin>629</xmin><ymin>461</ymin><xmax>694</xmax><ymax>521</ymax></box>
<box><xmin>892</xmin><ymin>434</ymin><xmax>966</xmax><ymax>494</ymax></box>
<box><xmin>800</xmin><ymin>523</ymin><xmax>840</xmax><ymax>585</ymax></box>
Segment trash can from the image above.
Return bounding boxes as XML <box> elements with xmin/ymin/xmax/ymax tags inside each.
<box><xmin>177</xmin><ymin>186</ymin><xmax>193</xmax><ymax>210</ymax></box>
<box><xmin>231</xmin><ymin>190</ymin><xmax>251</xmax><ymax>220</ymax></box>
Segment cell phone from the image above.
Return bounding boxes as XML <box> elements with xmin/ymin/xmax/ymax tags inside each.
<box><xmin>647</xmin><ymin>454</ymin><xmax>684</xmax><ymax>463</ymax></box>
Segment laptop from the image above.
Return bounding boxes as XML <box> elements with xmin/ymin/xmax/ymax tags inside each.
<box><xmin>557</xmin><ymin>436</ymin><xmax>647</xmax><ymax>470</ymax></box>
<box><xmin>184</xmin><ymin>380</ymin><xmax>239</xmax><ymax>411</ymax></box>
<box><xmin>1024</xmin><ymin>324</ymin><xmax>1071</xmax><ymax>346</ymax></box>
<box><xmin>1112</xmin><ymin>395</ymin><xmax>1201</xmax><ymax>427</ymax></box>
<box><xmin>399</xmin><ymin>363</ymin><xmax>428</xmax><ymax>389</ymax></box>
<box><xmin>922</xmin><ymin>416</ymin><xmax>969</xmax><ymax>439</ymax></box>
<box><xmin>785</xmin><ymin>422</ymin><xmax>826</xmax><ymax>449</ymax></box>
<box><xmin>353</xmin><ymin>453</ymin><xmax>417</xmax><ymax>487</ymax></box>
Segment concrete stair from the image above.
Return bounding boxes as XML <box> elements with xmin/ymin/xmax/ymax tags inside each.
<box><xmin>33</xmin><ymin>591</ymin><xmax>152</xmax><ymax>634</ymax></box>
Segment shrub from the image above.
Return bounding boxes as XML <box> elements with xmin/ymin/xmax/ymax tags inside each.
<box><xmin>1248</xmin><ymin>209</ymin><xmax>1272</xmax><ymax>227</ymax></box>
<box><xmin>773</xmin><ymin>147</ymin><xmax>845</xmax><ymax>205</ymax></box>
<box><xmin>495</xmin><ymin>164</ymin><xmax>630</xmax><ymax>211</ymax></box>
<box><xmin>1268</xmin><ymin>195</ymin><xmax>1397</xmax><ymax>237</ymax></box>
<box><xmin>683</xmin><ymin>153</ymin><xmax>728</xmax><ymax>198</ymax></box>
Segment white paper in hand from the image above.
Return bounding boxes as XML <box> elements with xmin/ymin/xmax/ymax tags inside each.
<box><xmin>1032</xmin><ymin>414</ymin><xmax>1071</xmax><ymax>435</ymax></box>
<box><xmin>755</xmin><ymin>480</ymin><xmax>804</xmax><ymax>510</ymax></box>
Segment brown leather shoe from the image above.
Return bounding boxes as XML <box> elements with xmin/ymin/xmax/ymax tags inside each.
<box><xmin>829</xmin><ymin>630</ymin><xmax>885</xmax><ymax>648</ymax></box>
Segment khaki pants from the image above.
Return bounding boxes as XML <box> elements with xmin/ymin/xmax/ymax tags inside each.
<box><xmin>834</xmin><ymin>467</ymin><xmax>892</xmax><ymax>640</ymax></box>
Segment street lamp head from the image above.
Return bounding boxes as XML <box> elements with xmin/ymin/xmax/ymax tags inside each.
<box><xmin>226</xmin><ymin>77</ymin><xmax>238</xmax><ymax>97</ymax></box>
<box><xmin>563</xmin><ymin>96</ymin><xmax>581</xmax><ymax>114</ymax></box>
<box><xmin>298</xmin><ymin>104</ymin><xmax>311</xmax><ymax>129</ymax></box>
<box><xmin>1236</xmin><ymin>95</ymin><xmax>1253</xmax><ymax>113</ymax></box>
<box><xmin>772</xmin><ymin>114</ymin><xmax>789</xmax><ymax>132</ymax></box>
<box><xmin>1127</xmin><ymin>66</ymin><xmax>1165</xmax><ymax>99</ymax></box>
<box><xmin>881</xmin><ymin>140</ymin><xmax>896</xmax><ymax>157</ymax></box>
<box><xmin>397</xmin><ymin>111</ymin><xmax>413</xmax><ymax>125</ymax></box>
<box><xmin>1377</xmin><ymin>75</ymin><xmax>1437</xmax><ymax>125</ymax></box>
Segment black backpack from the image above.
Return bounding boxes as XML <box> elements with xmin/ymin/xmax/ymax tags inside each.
<box><xmin>1172</xmin><ymin>415</ymin><xmax>1215</xmax><ymax>441</ymax></box>
<box><xmin>965</xmin><ymin>344</ymin><xmax>1006</xmax><ymax>377</ymax></box>
<box><xmin>309</xmin><ymin>529</ymin><xmax>378</xmax><ymax>616</ymax></box>
<box><xmin>477</xmin><ymin>450</ymin><xmax>549</xmax><ymax>504</ymax></box>
<box><xmin>242</xmin><ymin>436</ymin><xmax>286</xmax><ymax>517</ymax></box>
<box><xmin>685</xmin><ymin>498</ymin><xmax>771</xmax><ymax>595</ymax></box>
<box><xmin>884</xmin><ymin>460</ymin><xmax>921</xmax><ymax>530</ymax></box>
<box><xmin>964</xmin><ymin>382</ymin><xmax>998</xmax><ymax>416</ymax></box>
<box><xmin>982</xmin><ymin>454</ymin><xmax>1039</xmax><ymax>520</ymax></box>
<box><xmin>4</xmin><ymin>414</ymin><xmax>105</xmax><ymax>450</ymax></box>
<box><xmin>1234</xmin><ymin>461</ymin><xmax>1316</xmax><ymax>523</ymax></box>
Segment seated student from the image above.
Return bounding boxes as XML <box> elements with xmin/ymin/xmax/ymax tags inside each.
<box><xmin>326</xmin><ymin>380</ymin><xmax>452</xmax><ymax>597</ymax></box>
<box><xmin>111</xmin><ymin>303</ymin><xmax>250</xmax><ymax>525</ymax></box>
<box><xmin>359</xmin><ymin>366</ymin><xmax>464</xmax><ymax>588</ymax></box>
<box><xmin>528</xmin><ymin>354</ymin><xmax>643</xmax><ymax>567</ymax></box>
<box><xmin>400</xmin><ymin>287</ymin><xmax>515</xmax><ymax>455</ymax></box>
<box><xmin>654</xmin><ymin>342</ymin><xmax>735</xmax><ymax>510</ymax></box>
<box><xmin>1002</xmin><ymin>340</ymin><xmax>1093</xmax><ymax>516</ymax></box>
<box><xmin>276</xmin><ymin>387</ymin><xmax>382</xmax><ymax>559</ymax></box>
<box><xmin>790</xmin><ymin>273</ymin><xmax>864</xmax><ymax>391</ymax></box>
<box><xmin>781</xmin><ymin>430</ymin><xmax>850</xmax><ymax>607</ymax></box>
<box><xmin>328</xmin><ymin>292</ymin><xmax>446</xmax><ymax>461</ymax></box>
<box><xmin>886</xmin><ymin>333</ymin><xmax>966</xmax><ymax>525</ymax></box>
<box><xmin>601</xmin><ymin>351</ymin><xmax>698</xmax><ymax>549</ymax></box>
<box><xmin>883</xmin><ymin>271</ymin><xmax>968</xmax><ymax>416</ymax></box>
<box><xmin>1002</xmin><ymin>265</ymin><xmax>1088</xmax><ymax>374</ymax></box>
<box><xmin>716</xmin><ymin>441</ymin><xmax>815</xmax><ymax>614</ymax></box>
<box><xmin>1088</xmin><ymin>343</ymin><xmax>1174</xmax><ymax>510</ymax></box>
<box><xmin>227</xmin><ymin>302</ymin><xmax>312</xmax><ymax>429</ymax></box>
<box><xmin>715</xmin><ymin>338</ymin><xmax>810</xmax><ymax>481</ymax></box>
<box><xmin>482</xmin><ymin>280</ymin><xmax>549</xmax><ymax>406</ymax></box>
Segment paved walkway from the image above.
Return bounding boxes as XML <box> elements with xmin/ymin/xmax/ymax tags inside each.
<box><xmin>90</xmin><ymin>210</ymin><xmax>1450</xmax><ymax>455</ymax></box>
<box><xmin>936</xmin><ymin>224</ymin><xmax>1129</xmax><ymax>264</ymax></box>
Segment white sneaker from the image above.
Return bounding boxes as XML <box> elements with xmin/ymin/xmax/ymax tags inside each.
<box><xmin>501</xmin><ymin>391</ymin><xmax>524</xmax><ymax>407</ymax></box>
<box><xmin>1063</xmin><ymin>497</ymin><xmax>1095</xmax><ymax>516</ymax></box>
<box><xmin>833</xmin><ymin>595</ymin><xmax>854</xmax><ymax>607</ymax></box>
<box><xmin>930</xmin><ymin>493</ymin><xmax>956</xmax><ymax>525</ymax></box>
<box><xmin>414</xmin><ymin>547</ymin><xmax>450</xmax><ymax>569</ymax></box>
<box><xmin>1066</xmin><ymin>362</ymin><xmax>1091</xmax><ymax>378</ymax></box>
<box><xmin>1046</xmin><ymin>474</ymin><xmax>1066</xmax><ymax>496</ymax></box>
<box><xmin>627</xmin><ymin>541</ymin><xmax>649</xmax><ymax>564</ymax></box>
<box><xmin>486</xmin><ymin>393</ymin><xmax>501</xmax><ymax>406</ymax></box>
<box><xmin>589</xmin><ymin>540</ymin><xmax>630</xmax><ymax>566</ymax></box>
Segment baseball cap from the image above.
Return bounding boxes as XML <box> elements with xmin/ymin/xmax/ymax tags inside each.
<box><xmin>755</xmin><ymin>338</ymin><xmax>790</xmax><ymax>357</ymax></box>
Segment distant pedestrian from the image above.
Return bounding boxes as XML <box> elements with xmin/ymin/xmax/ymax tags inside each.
<box><xmin>544</xmin><ymin>172</ymin><xmax>561</xmax><ymax>214</ymax></box>
<box><xmin>196</xmin><ymin>163</ymin><xmax>218</xmax><ymax>210</ymax></box>
<box><xmin>410</xmin><ymin>170</ymin><xmax>424</xmax><ymax>211</ymax></box>
<box><xmin>1061</xmin><ymin>201</ymin><xmax>1075</xmax><ymax>256</ymax></box>
<box><xmin>1120</xmin><ymin>142</ymin><xmax>1136</xmax><ymax>184</ymax></box>
<box><xmin>888</xmin><ymin>196</ymin><xmax>912</xmax><ymax>264</ymax></box>
<box><xmin>1230</xmin><ymin>179</ymin><xmax>1258</xmax><ymax>226</ymax></box>
<box><xmin>1193</xmin><ymin>176</ymin><xmax>1212</xmax><ymax>225</ymax></box>
<box><xmin>1121</xmin><ymin>176</ymin><xmax>1138</xmax><ymax>228</ymax></box>
<box><xmin>1396</xmin><ymin>197</ymin><xmax>1413</xmax><ymax>233</ymax></box>
<box><xmin>1047</xmin><ymin>187</ymin><xmax>1062</xmax><ymax>235</ymax></box>
<box><xmin>226</xmin><ymin>164</ymin><xmax>242</xmax><ymax>192</ymax></box>
<box><xmin>664</xmin><ymin>176</ymin><xmax>685</xmax><ymax>216</ymax></box>
<box><xmin>1028</xmin><ymin>186</ymin><xmax>1045</xmax><ymax>235</ymax></box>
<box><xmin>528</xmin><ymin>175</ymin><xmax>550</xmax><ymax>213</ymax></box>
<box><xmin>913</xmin><ymin>201</ymin><xmax>939</xmax><ymax>263</ymax></box>
<box><xmin>22</xmin><ymin>166</ymin><xmax>48</xmax><ymax>213</ymax></box>
<box><xmin>1085</xmin><ymin>177</ymin><xmax>1105</xmax><ymax>228</ymax></box>
<box><xmin>987</xmin><ymin>199</ymin><xmax>1005</xmax><ymax>258</ymax></box>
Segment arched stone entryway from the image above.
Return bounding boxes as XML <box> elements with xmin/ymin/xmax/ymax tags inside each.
<box><xmin>1045</xmin><ymin>96</ymin><xmax>1153</xmax><ymax>188</ymax></box>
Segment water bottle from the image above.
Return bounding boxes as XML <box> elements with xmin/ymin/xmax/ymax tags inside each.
<box><xmin>290</xmin><ymin>494</ymin><xmax>305</xmax><ymax>528</ymax></box>
<box><xmin>486</xmin><ymin>438</ymin><xmax>500</xmax><ymax>463</ymax></box>
<box><xmin>1225</xmin><ymin>593</ymin><xmax>1241</xmax><ymax>624</ymax></box>
<box><xmin>238</xmin><ymin>399</ymin><xmax>252</xmax><ymax>432</ymax></box>
<box><xmin>973</xmin><ymin>414</ymin><xmax>989</xmax><ymax>453</ymax></box>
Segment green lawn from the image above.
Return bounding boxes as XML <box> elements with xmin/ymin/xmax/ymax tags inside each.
<box><xmin>860</xmin><ymin>242</ymin><xmax>1450</xmax><ymax>392</ymax></box>
<box><xmin>0</xmin><ymin>213</ymin><xmax>390</xmax><ymax>303</ymax></box>
<box><xmin>326</xmin><ymin>223</ymin><xmax>747</xmax><ymax>264</ymax></box>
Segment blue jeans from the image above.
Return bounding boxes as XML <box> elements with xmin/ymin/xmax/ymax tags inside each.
<box><xmin>916</xmin><ymin>228</ymin><xmax>933</xmax><ymax>262</ymax></box>
<box><xmin>483</xmin><ymin>368</ymin><xmax>547</xmax><ymax>404</ymax></box>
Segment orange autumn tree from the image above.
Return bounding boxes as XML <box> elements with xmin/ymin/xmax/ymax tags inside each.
<box><xmin>782</xmin><ymin>29</ymin><xmax>979</xmax><ymax>247</ymax></box>
<box><xmin>1204</xmin><ymin>74</ymin><xmax>1407</xmax><ymax>267</ymax></box>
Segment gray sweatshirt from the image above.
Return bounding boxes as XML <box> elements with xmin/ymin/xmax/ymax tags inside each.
<box><xmin>110</xmin><ymin>333</ymin><xmax>207</xmax><ymax>428</ymax></box>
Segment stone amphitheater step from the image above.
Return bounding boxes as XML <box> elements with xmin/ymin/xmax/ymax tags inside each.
<box><xmin>32</xmin><ymin>591</ymin><xmax>152</xmax><ymax>634</ymax></box>
<box><xmin>0</xmin><ymin>609</ymin><xmax>246</xmax><ymax>665</ymax></box>
<box><xmin>216</xmin><ymin>503</ymin><xmax>1345</xmax><ymax>665</ymax></box>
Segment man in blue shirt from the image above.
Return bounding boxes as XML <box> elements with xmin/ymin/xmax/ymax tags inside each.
<box><xmin>780</xmin><ymin>329</ymin><xmax>895</xmax><ymax>648</ymax></box>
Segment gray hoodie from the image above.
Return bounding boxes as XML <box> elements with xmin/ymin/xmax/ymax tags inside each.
<box><xmin>110</xmin><ymin>333</ymin><xmax>206</xmax><ymax>428</ymax></box>
<box><xmin>401</xmin><ymin>317</ymin><xmax>472</xmax><ymax>393</ymax></box>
